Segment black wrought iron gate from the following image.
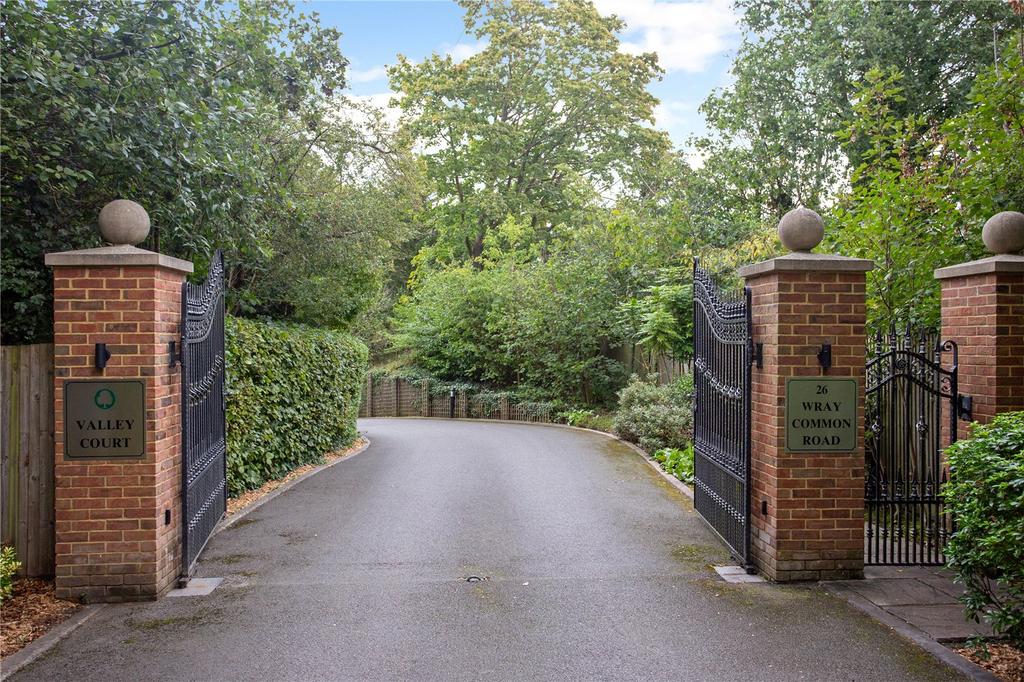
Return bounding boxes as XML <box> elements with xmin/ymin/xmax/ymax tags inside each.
<box><xmin>180</xmin><ymin>250</ymin><xmax>227</xmax><ymax>577</ymax></box>
<box><xmin>692</xmin><ymin>260</ymin><xmax>753</xmax><ymax>567</ymax></box>
<box><xmin>864</xmin><ymin>329</ymin><xmax>967</xmax><ymax>565</ymax></box>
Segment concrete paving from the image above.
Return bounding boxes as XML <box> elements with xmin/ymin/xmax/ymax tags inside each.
<box><xmin>824</xmin><ymin>566</ymin><xmax>993</xmax><ymax>642</ymax></box>
<box><xmin>13</xmin><ymin>419</ymin><xmax>964</xmax><ymax>681</ymax></box>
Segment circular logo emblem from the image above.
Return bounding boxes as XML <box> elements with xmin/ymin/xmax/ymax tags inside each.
<box><xmin>94</xmin><ymin>388</ymin><xmax>116</xmax><ymax>410</ymax></box>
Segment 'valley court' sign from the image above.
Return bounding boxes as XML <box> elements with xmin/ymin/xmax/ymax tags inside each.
<box><xmin>784</xmin><ymin>378</ymin><xmax>857</xmax><ymax>452</ymax></box>
<box><xmin>64</xmin><ymin>380</ymin><xmax>146</xmax><ymax>459</ymax></box>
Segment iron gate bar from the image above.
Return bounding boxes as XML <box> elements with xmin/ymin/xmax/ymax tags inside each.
<box><xmin>692</xmin><ymin>259</ymin><xmax>752</xmax><ymax>567</ymax></box>
<box><xmin>864</xmin><ymin>328</ymin><xmax>960</xmax><ymax>566</ymax></box>
<box><xmin>180</xmin><ymin>250</ymin><xmax>228</xmax><ymax>579</ymax></box>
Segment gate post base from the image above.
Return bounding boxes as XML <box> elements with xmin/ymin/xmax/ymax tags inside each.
<box><xmin>46</xmin><ymin>212</ymin><xmax>192</xmax><ymax>603</ymax></box>
<box><xmin>738</xmin><ymin>212</ymin><xmax>872</xmax><ymax>582</ymax></box>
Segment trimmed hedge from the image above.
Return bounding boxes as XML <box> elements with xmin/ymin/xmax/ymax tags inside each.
<box><xmin>225</xmin><ymin>316</ymin><xmax>368</xmax><ymax>496</ymax></box>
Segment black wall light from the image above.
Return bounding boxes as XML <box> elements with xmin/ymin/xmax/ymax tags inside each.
<box><xmin>817</xmin><ymin>342</ymin><xmax>832</xmax><ymax>371</ymax></box>
<box><xmin>95</xmin><ymin>342</ymin><xmax>112</xmax><ymax>370</ymax></box>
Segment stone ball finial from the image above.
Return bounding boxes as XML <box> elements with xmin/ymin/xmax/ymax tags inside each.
<box><xmin>981</xmin><ymin>211</ymin><xmax>1024</xmax><ymax>255</ymax></box>
<box><xmin>777</xmin><ymin>207</ymin><xmax>824</xmax><ymax>252</ymax></box>
<box><xmin>98</xmin><ymin>200</ymin><xmax>150</xmax><ymax>246</ymax></box>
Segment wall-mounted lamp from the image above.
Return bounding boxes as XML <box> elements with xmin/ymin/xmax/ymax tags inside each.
<box><xmin>95</xmin><ymin>343</ymin><xmax>111</xmax><ymax>370</ymax></box>
<box><xmin>817</xmin><ymin>342</ymin><xmax>832</xmax><ymax>372</ymax></box>
<box><xmin>957</xmin><ymin>394</ymin><xmax>973</xmax><ymax>422</ymax></box>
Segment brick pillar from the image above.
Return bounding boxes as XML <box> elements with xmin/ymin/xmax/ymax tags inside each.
<box><xmin>738</xmin><ymin>208</ymin><xmax>873</xmax><ymax>582</ymax></box>
<box><xmin>935</xmin><ymin>249</ymin><xmax>1024</xmax><ymax>426</ymax></box>
<box><xmin>46</xmin><ymin>203</ymin><xmax>192</xmax><ymax>602</ymax></box>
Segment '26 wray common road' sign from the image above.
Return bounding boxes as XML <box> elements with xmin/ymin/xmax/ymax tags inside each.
<box><xmin>64</xmin><ymin>380</ymin><xmax>146</xmax><ymax>459</ymax></box>
<box><xmin>785</xmin><ymin>378</ymin><xmax>857</xmax><ymax>452</ymax></box>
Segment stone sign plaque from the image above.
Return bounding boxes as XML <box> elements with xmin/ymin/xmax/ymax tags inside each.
<box><xmin>785</xmin><ymin>378</ymin><xmax>857</xmax><ymax>452</ymax></box>
<box><xmin>64</xmin><ymin>380</ymin><xmax>146</xmax><ymax>459</ymax></box>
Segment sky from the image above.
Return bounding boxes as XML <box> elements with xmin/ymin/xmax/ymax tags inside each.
<box><xmin>303</xmin><ymin>0</ymin><xmax>741</xmax><ymax>148</ymax></box>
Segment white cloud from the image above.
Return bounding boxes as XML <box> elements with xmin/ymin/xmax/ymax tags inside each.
<box><xmin>653</xmin><ymin>100</ymin><xmax>694</xmax><ymax>129</ymax></box>
<box><xmin>593</xmin><ymin>0</ymin><xmax>736</xmax><ymax>73</ymax></box>
<box><xmin>348</xmin><ymin>65</ymin><xmax>387</xmax><ymax>84</ymax></box>
<box><xmin>439</xmin><ymin>39</ymin><xmax>489</xmax><ymax>63</ymax></box>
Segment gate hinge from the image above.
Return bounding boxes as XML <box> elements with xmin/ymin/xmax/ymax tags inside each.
<box><xmin>751</xmin><ymin>342</ymin><xmax>763</xmax><ymax>369</ymax></box>
<box><xmin>957</xmin><ymin>394</ymin><xmax>973</xmax><ymax>422</ymax></box>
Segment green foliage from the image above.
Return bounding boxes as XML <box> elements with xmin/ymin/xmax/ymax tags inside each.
<box><xmin>944</xmin><ymin>412</ymin><xmax>1024</xmax><ymax>648</ymax></box>
<box><xmin>1</xmin><ymin>0</ymin><xmax>420</xmax><ymax>344</ymax></box>
<box><xmin>391</xmin><ymin>0</ymin><xmax>668</xmax><ymax>264</ymax></box>
<box><xmin>692</xmin><ymin>0</ymin><xmax>1016</xmax><ymax>239</ymax></box>
<box><xmin>0</xmin><ymin>546</ymin><xmax>19</xmax><ymax>602</ymax></box>
<box><xmin>224</xmin><ymin>316</ymin><xmax>368</xmax><ymax>495</ymax></box>
<box><xmin>652</xmin><ymin>445</ymin><xmax>695</xmax><ymax>485</ymax></box>
<box><xmin>612</xmin><ymin>374</ymin><xmax>693</xmax><ymax>453</ymax></box>
<box><xmin>829</xmin><ymin>45</ymin><xmax>1023</xmax><ymax>331</ymax></box>
<box><xmin>618</xmin><ymin>267</ymin><xmax>694</xmax><ymax>363</ymax></box>
<box><xmin>565</xmin><ymin>409</ymin><xmax>595</xmax><ymax>427</ymax></box>
<box><xmin>392</xmin><ymin>216</ymin><xmax>644</xmax><ymax>404</ymax></box>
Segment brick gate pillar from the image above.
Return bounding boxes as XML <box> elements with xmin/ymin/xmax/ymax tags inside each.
<box><xmin>738</xmin><ymin>208</ymin><xmax>873</xmax><ymax>581</ymax></box>
<box><xmin>935</xmin><ymin>211</ymin><xmax>1024</xmax><ymax>426</ymax></box>
<box><xmin>45</xmin><ymin>200</ymin><xmax>192</xmax><ymax>602</ymax></box>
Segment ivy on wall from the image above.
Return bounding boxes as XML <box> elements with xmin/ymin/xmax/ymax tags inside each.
<box><xmin>224</xmin><ymin>316</ymin><xmax>368</xmax><ymax>495</ymax></box>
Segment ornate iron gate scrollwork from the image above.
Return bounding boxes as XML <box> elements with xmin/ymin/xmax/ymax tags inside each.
<box><xmin>864</xmin><ymin>328</ymin><xmax>965</xmax><ymax>566</ymax></box>
<box><xmin>181</xmin><ymin>250</ymin><xmax>227</xmax><ymax>577</ymax></box>
<box><xmin>692</xmin><ymin>260</ymin><xmax>753</xmax><ymax>567</ymax></box>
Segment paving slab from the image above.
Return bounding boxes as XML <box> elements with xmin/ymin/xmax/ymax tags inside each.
<box><xmin>165</xmin><ymin>577</ymin><xmax>223</xmax><ymax>597</ymax></box>
<box><xmin>846</xmin><ymin>578</ymin><xmax>959</xmax><ymax>606</ymax></box>
<box><xmin>886</xmin><ymin>605</ymin><xmax>994</xmax><ymax>642</ymax></box>
<box><xmin>11</xmin><ymin>419</ymin><xmax>966</xmax><ymax>681</ymax></box>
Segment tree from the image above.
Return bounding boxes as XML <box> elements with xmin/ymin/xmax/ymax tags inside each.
<box><xmin>389</xmin><ymin>0</ymin><xmax>669</xmax><ymax>265</ymax></box>
<box><xmin>1</xmin><ymin>0</ymin><xmax>420</xmax><ymax>342</ymax></box>
<box><xmin>691</xmin><ymin>0</ymin><xmax>1018</xmax><ymax>238</ymax></box>
<box><xmin>828</xmin><ymin>40</ymin><xmax>1024</xmax><ymax>331</ymax></box>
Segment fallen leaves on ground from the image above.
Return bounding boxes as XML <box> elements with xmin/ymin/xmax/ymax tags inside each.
<box><xmin>956</xmin><ymin>643</ymin><xmax>1024</xmax><ymax>682</ymax></box>
<box><xmin>227</xmin><ymin>437</ymin><xmax>368</xmax><ymax>516</ymax></box>
<box><xmin>1</xmin><ymin>578</ymin><xmax>79</xmax><ymax>659</ymax></box>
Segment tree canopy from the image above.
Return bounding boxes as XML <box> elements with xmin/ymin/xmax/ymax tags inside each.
<box><xmin>1</xmin><ymin>0</ymin><xmax>420</xmax><ymax>343</ymax></box>
<box><xmin>2</xmin><ymin>0</ymin><xmax>1021</xmax><ymax>407</ymax></box>
<box><xmin>390</xmin><ymin>0</ymin><xmax>669</xmax><ymax>266</ymax></box>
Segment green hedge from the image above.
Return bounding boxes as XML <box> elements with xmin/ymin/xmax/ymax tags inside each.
<box><xmin>944</xmin><ymin>411</ymin><xmax>1024</xmax><ymax>648</ymax></box>
<box><xmin>225</xmin><ymin>316</ymin><xmax>368</xmax><ymax>496</ymax></box>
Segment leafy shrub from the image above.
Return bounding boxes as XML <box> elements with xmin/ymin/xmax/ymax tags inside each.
<box><xmin>225</xmin><ymin>316</ymin><xmax>368</xmax><ymax>495</ymax></box>
<box><xmin>944</xmin><ymin>411</ymin><xmax>1024</xmax><ymax>648</ymax></box>
<box><xmin>1</xmin><ymin>546</ymin><xmax>19</xmax><ymax>602</ymax></box>
<box><xmin>612</xmin><ymin>374</ymin><xmax>693</xmax><ymax>453</ymax></box>
<box><xmin>560</xmin><ymin>408</ymin><xmax>615</xmax><ymax>433</ymax></box>
<box><xmin>565</xmin><ymin>409</ymin><xmax>595</xmax><ymax>426</ymax></box>
<box><xmin>652</xmin><ymin>445</ymin><xmax>695</xmax><ymax>484</ymax></box>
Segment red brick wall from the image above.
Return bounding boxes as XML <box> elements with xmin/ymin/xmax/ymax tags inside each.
<box><xmin>940</xmin><ymin>272</ymin><xmax>1024</xmax><ymax>425</ymax></box>
<box><xmin>52</xmin><ymin>265</ymin><xmax>185</xmax><ymax>602</ymax></box>
<box><xmin>746</xmin><ymin>270</ymin><xmax>866</xmax><ymax>581</ymax></box>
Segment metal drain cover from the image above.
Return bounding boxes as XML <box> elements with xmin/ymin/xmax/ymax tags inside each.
<box><xmin>466</xmin><ymin>576</ymin><xmax>483</xmax><ymax>583</ymax></box>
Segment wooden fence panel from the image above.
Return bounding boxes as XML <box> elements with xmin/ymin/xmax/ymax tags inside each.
<box><xmin>1</xmin><ymin>344</ymin><xmax>55</xmax><ymax>577</ymax></box>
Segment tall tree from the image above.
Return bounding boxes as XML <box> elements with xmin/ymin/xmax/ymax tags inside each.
<box><xmin>389</xmin><ymin>0</ymin><xmax>669</xmax><ymax>265</ymax></box>
<box><xmin>693</xmin><ymin>0</ymin><xmax>1018</xmax><ymax>232</ymax></box>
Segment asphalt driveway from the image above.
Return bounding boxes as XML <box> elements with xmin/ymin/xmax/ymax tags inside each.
<box><xmin>12</xmin><ymin>419</ymin><xmax>961</xmax><ymax>681</ymax></box>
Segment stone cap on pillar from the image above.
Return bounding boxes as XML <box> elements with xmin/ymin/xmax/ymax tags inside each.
<box><xmin>737</xmin><ymin>208</ymin><xmax>873</xmax><ymax>278</ymax></box>
<box><xmin>44</xmin><ymin>200</ymin><xmax>193</xmax><ymax>273</ymax></box>
<box><xmin>934</xmin><ymin>211</ymin><xmax>1024</xmax><ymax>279</ymax></box>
